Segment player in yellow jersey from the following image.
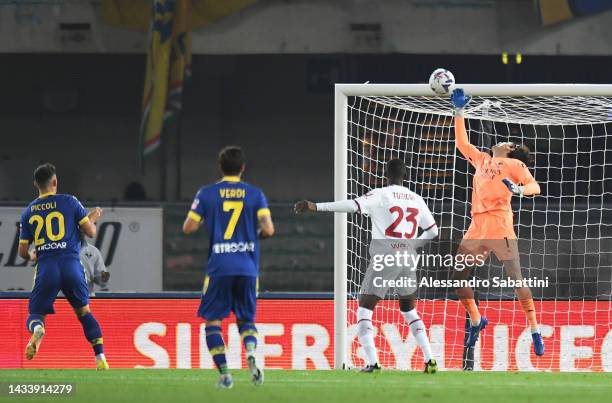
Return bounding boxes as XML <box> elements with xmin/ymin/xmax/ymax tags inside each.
<box><xmin>450</xmin><ymin>89</ymin><xmax>545</xmax><ymax>356</ymax></box>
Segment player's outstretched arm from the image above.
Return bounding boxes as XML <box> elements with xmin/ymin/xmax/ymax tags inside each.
<box><xmin>294</xmin><ymin>200</ymin><xmax>358</xmax><ymax>214</ymax></box>
<box><xmin>294</xmin><ymin>200</ymin><xmax>317</xmax><ymax>213</ymax></box>
<box><xmin>451</xmin><ymin>89</ymin><xmax>483</xmax><ymax>163</ymax></box>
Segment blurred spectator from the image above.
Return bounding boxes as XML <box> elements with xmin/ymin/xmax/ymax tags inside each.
<box><xmin>79</xmin><ymin>231</ymin><xmax>109</xmax><ymax>296</ymax></box>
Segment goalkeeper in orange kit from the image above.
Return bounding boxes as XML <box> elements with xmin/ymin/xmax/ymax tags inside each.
<box><xmin>450</xmin><ymin>88</ymin><xmax>545</xmax><ymax>356</ymax></box>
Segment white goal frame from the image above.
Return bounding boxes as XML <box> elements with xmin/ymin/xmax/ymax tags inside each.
<box><xmin>333</xmin><ymin>83</ymin><xmax>612</xmax><ymax>370</ymax></box>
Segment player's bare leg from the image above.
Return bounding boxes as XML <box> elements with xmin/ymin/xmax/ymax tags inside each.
<box><xmin>357</xmin><ymin>294</ymin><xmax>381</xmax><ymax>373</ymax></box>
<box><xmin>503</xmin><ymin>259</ymin><xmax>545</xmax><ymax>356</ymax></box>
<box><xmin>238</xmin><ymin>319</ymin><xmax>263</xmax><ymax>386</ymax></box>
<box><xmin>74</xmin><ymin>305</ymin><xmax>109</xmax><ymax>370</ymax></box>
<box><xmin>25</xmin><ymin>314</ymin><xmax>46</xmax><ymax>360</ymax></box>
<box><xmin>398</xmin><ymin>296</ymin><xmax>437</xmax><ymax>373</ymax></box>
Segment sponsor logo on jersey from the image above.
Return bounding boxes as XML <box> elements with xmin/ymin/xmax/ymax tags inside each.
<box><xmin>212</xmin><ymin>241</ymin><xmax>255</xmax><ymax>254</ymax></box>
<box><xmin>37</xmin><ymin>241</ymin><xmax>67</xmax><ymax>251</ymax></box>
<box><xmin>480</xmin><ymin>167</ymin><xmax>502</xmax><ymax>179</ymax></box>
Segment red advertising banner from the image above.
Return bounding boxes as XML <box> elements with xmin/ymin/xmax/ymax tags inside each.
<box><xmin>1</xmin><ymin>299</ymin><xmax>611</xmax><ymax>371</ymax></box>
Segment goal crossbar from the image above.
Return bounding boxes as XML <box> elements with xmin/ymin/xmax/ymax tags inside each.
<box><xmin>336</xmin><ymin>83</ymin><xmax>612</xmax><ymax>97</ymax></box>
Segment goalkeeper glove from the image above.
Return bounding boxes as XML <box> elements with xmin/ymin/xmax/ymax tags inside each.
<box><xmin>502</xmin><ymin>178</ymin><xmax>524</xmax><ymax>197</ymax></box>
<box><xmin>450</xmin><ymin>88</ymin><xmax>471</xmax><ymax>116</ymax></box>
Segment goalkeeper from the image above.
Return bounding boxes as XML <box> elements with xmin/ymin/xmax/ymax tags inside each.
<box><xmin>450</xmin><ymin>88</ymin><xmax>544</xmax><ymax>356</ymax></box>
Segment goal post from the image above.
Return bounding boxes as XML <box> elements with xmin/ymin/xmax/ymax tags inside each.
<box><xmin>333</xmin><ymin>83</ymin><xmax>612</xmax><ymax>371</ymax></box>
<box><xmin>334</xmin><ymin>87</ymin><xmax>348</xmax><ymax>369</ymax></box>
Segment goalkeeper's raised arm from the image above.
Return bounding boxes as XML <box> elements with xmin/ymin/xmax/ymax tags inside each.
<box><xmin>450</xmin><ymin>88</ymin><xmax>541</xmax><ymax>197</ymax></box>
<box><xmin>450</xmin><ymin>88</ymin><xmax>485</xmax><ymax>166</ymax></box>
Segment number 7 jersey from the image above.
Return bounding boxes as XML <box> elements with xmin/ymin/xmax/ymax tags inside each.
<box><xmin>354</xmin><ymin>185</ymin><xmax>436</xmax><ymax>240</ymax></box>
<box><xmin>188</xmin><ymin>176</ymin><xmax>270</xmax><ymax>277</ymax></box>
<box><xmin>19</xmin><ymin>193</ymin><xmax>89</xmax><ymax>260</ymax></box>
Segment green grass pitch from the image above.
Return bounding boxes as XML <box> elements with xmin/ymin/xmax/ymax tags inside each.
<box><xmin>1</xmin><ymin>369</ymin><xmax>611</xmax><ymax>403</ymax></box>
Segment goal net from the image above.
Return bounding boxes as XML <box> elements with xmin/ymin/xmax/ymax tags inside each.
<box><xmin>334</xmin><ymin>84</ymin><xmax>612</xmax><ymax>371</ymax></box>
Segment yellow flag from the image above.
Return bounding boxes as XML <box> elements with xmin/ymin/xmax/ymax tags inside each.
<box><xmin>140</xmin><ymin>0</ymin><xmax>174</xmax><ymax>157</ymax></box>
<box><xmin>132</xmin><ymin>0</ymin><xmax>255</xmax><ymax>159</ymax></box>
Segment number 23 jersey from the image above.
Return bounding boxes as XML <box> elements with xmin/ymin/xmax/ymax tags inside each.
<box><xmin>189</xmin><ymin>177</ymin><xmax>270</xmax><ymax>278</ymax></box>
<box><xmin>354</xmin><ymin>185</ymin><xmax>436</xmax><ymax>240</ymax></box>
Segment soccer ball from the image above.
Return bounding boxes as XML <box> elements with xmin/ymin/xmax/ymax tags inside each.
<box><xmin>429</xmin><ymin>68</ymin><xmax>455</xmax><ymax>96</ymax></box>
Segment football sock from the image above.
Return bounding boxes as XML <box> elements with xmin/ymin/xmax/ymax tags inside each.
<box><xmin>401</xmin><ymin>309</ymin><xmax>433</xmax><ymax>363</ymax></box>
<box><xmin>460</xmin><ymin>298</ymin><xmax>481</xmax><ymax>326</ymax></box>
<box><xmin>26</xmin><ymin>314</ymin><xmax>45</xmax><ymax>334</ymax></box>
<box><xmin>238</xmin><ymin>322</ymin><xmax>258</xmax><ymax>356</ymax></box>
<box><xmin>519</xmin><ymin>298</ymin><xmax>539</xmax><ymax>332</ymax></box>
<box><xmin>206</xmin><ymin>325</ymin><xmax>228</xmax><ymax>374</ymax></box>
<box><xmin>78</xmin><ymin>313</ymin><xmax>104</xmax><ymax>356</ymax></box>
<box><xmin>357</xmin><ymin>307</ymin><xmax>378</xmax><ymax>366</ymax></box>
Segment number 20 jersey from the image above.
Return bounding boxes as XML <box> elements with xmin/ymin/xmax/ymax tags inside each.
<box><xmin>354</xmin><ymin>185</ymin><xmax>436</xmax><ymax>240</ymax></box>
<box><xmin>189</xmin><ymin>177</ymin><xmax>270</xmax><ymax>278</ymax></box>
<box><xmin>19</xmin><ymin>193</ymin><xmax>89</xmax><ymax>260</ymax></box>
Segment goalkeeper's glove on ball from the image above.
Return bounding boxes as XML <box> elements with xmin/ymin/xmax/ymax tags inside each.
<box><xmin>450</xmin><ymin>88</ymin><xmax>471</xmax><ymax>116</ymax></box>
<box><xmin>502</xmin><ymin>178</ymin><xmax>524</xmax><ymax>197</ymax></box>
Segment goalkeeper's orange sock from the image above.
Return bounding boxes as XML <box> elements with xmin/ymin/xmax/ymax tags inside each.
<box><xmin>460</xmin><ymin>298</ymin><xmax>481</xmax><ymax>326</ymax></box>
<box><xmin>520</xmin><ymin>298</ymin><xmax>539</xmax><ymax>332</ymax></box>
